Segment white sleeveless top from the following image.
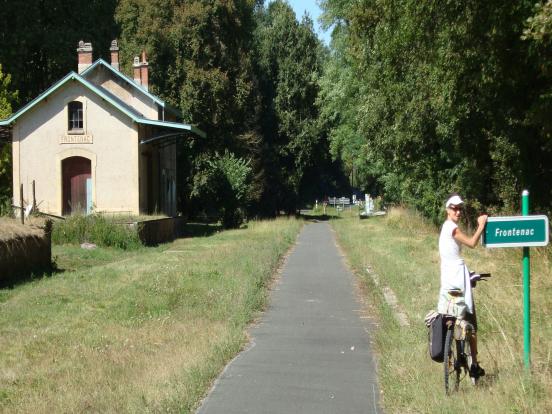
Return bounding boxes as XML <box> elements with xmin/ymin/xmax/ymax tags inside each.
<box><xmin>439</xmin><ymin>220</ymin><xmax>464</xmax><ymax>291</ymax></box>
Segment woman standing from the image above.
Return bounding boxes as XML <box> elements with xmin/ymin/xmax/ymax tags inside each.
<box><xmin>438</xmin><ymin>193</ymin><xmax>488</xmax><ymax>379</ymax></box>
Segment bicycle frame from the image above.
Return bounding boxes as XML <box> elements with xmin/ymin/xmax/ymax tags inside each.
<box><xmin>444</xmin><ymin>316</ymin><xmax>474</xmax><ymax>394</ymax></box>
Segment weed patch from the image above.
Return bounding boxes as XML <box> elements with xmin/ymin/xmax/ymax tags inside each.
<box><xmin>51</xmin><ymin>214</ymin><xmax>142</xmax><ymax>249</ymax></box>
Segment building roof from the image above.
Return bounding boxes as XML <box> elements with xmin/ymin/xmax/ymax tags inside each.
<box><xmin>0</xmin><ymin>69</ymin><xmax>205</xmax><ymax>138</ymax></box>
<box><xmin>80</xmin><ymin>59</ymin><xmax>181</xmax><ymax>118</ymax></box>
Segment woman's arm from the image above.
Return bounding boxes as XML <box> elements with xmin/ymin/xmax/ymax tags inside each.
<box><xmin>453</xmin><ymin>215</ymin><xmax>488</xmax><ymax>248</ymax></box>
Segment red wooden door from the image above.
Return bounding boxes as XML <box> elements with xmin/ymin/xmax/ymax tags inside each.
<box><xmin>62</xmin><ymin>157</ymin><xmax>91</xmax><ymax>215</ymax></box>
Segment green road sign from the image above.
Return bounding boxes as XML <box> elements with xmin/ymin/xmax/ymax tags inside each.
<box><xmin>483</xmin><ymin>215</ymin><xmax>549</xmax><ymax>248</ymax></box>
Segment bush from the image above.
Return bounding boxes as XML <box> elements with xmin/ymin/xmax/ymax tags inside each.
<box><xmin>51</xmin><ymin>214</ymin><xmax>142</xmax><ymax>249</ymax></box>
<box><xmin>191</xmin><ymin>151</ymin><xmax>252</xmax><ymax>228</ymax></box>
<box><xmin>0</xmin><ymin>197</ymin><xmax>12</xmax><ymax>217</ymax></box>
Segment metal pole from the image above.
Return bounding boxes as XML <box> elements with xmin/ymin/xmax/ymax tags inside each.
<box><xmin>32</xmin><ymin>180</ymin><xmax>36</xmax><ymax>212</ymax></box>
<box><xmin>522</xmin><ymin>189</ymin><xmax>531</xmax><ymax>369</ymax></box>
<box><xmin>20</xmin><ymin>183</ymin><xmax>24</xmax><ymax>225</ymax></box>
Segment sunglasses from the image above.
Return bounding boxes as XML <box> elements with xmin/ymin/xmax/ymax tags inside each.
<box><xmin>448</xmin><ymin>205</ymin><xmax>462</xmax><ymax>212</ymax></box>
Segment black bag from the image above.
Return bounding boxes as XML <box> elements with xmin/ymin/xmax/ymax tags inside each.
<box><xmin>428</xmin><ymin>313</ymin><xmax>446</xmax><ymax>362</ymax></box>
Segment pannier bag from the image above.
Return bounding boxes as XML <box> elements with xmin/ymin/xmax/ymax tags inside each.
<box><xmin>428</xmin><ymin>313</ymin><xmax>446</xmax><ymax>362</ymax></box>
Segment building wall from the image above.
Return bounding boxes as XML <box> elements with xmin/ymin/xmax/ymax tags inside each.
<box><xmin>86</xmin><ymin>67</ymin><xmax>158</xmax><ymax>120</ymax></box>
<box><xmin>12</xmin><ymin>82</ymin><xmax>140</xmax><ymax>216</ymax></box>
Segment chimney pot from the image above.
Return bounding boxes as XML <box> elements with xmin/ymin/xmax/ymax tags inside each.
<box><xmin>77</xmin><ymin>41</ymin><xmax>93</xmax><ymax>73</ymax></box>
<box><xmin>133</xmin><ymin>56</ymin><xmax>141</xmax><ymax>85</ymax></box>
<box><xmin>109</xmin><ymin>39</ymin><xmax>119</xmax><ymax>71</ymax></box>
<box><xmin>132</xmin><ymin>52</ymin><xmax>149</xmax><ymax>91</ymax></box>
<box><xmin>139</xmin><ymin>50</ymin><xmax>149</xmax><ymax>91</ymax></box>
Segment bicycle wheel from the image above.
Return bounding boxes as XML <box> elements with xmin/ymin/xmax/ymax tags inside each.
<box><xmin>444</xmin><ymin>328</ymin><xmax>460</xmax><ymax>395</ymax></box>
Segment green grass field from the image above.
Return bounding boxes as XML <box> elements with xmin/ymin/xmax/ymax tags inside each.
<box><xmin>330</xmin><ymin>208</ymin><xmax>552</xmax><ymax>413</ymax></box>
<box><xmin>0</xmin><ymin>218</ymin><xmax>302</xmax><ymax>413</ymax></box>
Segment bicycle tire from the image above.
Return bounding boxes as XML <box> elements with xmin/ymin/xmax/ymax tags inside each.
<box><xmin>444</xmin><ymin>327</ymin><xmax>459</xmax><ymax>395</ymax></box>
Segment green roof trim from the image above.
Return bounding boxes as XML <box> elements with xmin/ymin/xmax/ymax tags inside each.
<box><xmin>82</xmin><ymin>60</ymin><xmax>162</xmax><ymax>105</ymax></box>
<box><xmin>0</xmin><ymin>71</ymin><xmax>76</xmax><ymax>126</ymax></box>
<box><xmin>0</xmin><ymin>71</ymin><xmax>205</xmax><ymax>138</ymax></box>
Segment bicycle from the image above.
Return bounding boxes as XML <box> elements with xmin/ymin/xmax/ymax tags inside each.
<box><xmin>443</xmin><ymin>272</ymin><xmax>490</xmax><ymax>395</ymax></box>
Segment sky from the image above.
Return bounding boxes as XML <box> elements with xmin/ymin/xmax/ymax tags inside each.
<box><xmin>286</xmin><ymin>0</ymin><xmax>331</xmax><ymax>45</ymax></box>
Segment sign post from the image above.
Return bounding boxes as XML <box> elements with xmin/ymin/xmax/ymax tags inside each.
<box><xmin>522</xmin><ymin>190</ymin><xmax>531</xmax><ymax>369</ymax></box>
<box><xmin>482</xmin><ymin>190</ymin><xmax>549</xmax><ymax>370</ymax></box>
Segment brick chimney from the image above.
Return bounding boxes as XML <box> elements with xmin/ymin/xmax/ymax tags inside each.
<box><xmin>139</xmin><ymin>51</ymin><xmax>149</xmax><ymax>91</ymax></box>
<box><xmin>133</xmin><ymin>56</ymin><xmax>141</xmax><ymax>85</ymax></box>
<box><xmin>109</xmin><ymin>39</ymin><xmax>119</xmax><ymax>71</ymax></box>
<box><xmin>132</xmin><ymin>51</ymin><xmax>149</xmax><ymax>91</ymax></box>
<box><xmin>77</xmin><ymin>41</ymin><xmax>93</xmax><ymax>73</ymax></box>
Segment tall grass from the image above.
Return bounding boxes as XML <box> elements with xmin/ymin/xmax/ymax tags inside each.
<box><xmin>331</xmin><ymin>208</ymin><xmax>552</xmax><ymax>413</ymax></box>
<box><xmin>51</xmin><ymin>214</ymin><xmax>142</xmax><ymax>249</ymax></box>
<box><xmin>0</xmin><ymin>217</ymin><xmax>302</xmax><ymax>413</ymax></box>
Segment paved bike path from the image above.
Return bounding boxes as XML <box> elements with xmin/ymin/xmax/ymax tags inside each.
<box><xmin>197</xmin><ymin>222</ymin><xmax>381</xmax><ymax>413</ymax></box>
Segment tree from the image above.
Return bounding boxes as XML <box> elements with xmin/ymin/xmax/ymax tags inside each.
<box><xmin>0</xmin><ymin>64</ymin><xmax>18</xmax><ymax>209</ymax></box>
<box><xmin>116</xmin><ymin>0</ymin><xmax>261</xmax><ymax>149</ymax></box>
<box><xmin>319</xmin><ymin>0</ymin><xmax>551</xmax><ymax>222</ymax></box>
<box><xmin>0</xmin><ymin>0</ymin><xmax>118</xmax><ymax>104</ymax></box>
<box><xmin>191</xmin><ymin>151</ymin><xmax>252</xmax><ymax>228</ymax></box>
<box><xmin>254</xmin><ymin>0</ymin><xmax>330</xmax><ymax>214</ymax></box>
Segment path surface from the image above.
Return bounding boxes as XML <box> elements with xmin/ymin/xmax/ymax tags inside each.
<box><xmin>197</xmin><ymin>222</ymin><xmax>381</xmax><ymax>414</ymax></box>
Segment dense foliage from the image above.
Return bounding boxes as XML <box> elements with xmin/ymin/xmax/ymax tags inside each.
<box><xmin>0</xmin><ymin>65</ymin><xmax>18</xmax><ymax>212</ymax></box>
<box><xmin>191</xmin><ymin>151</ymin><xmax>252</xmax><ymax>228</ymax></box>
<box><xmin>115</xmin><ymin>0</ymin><xmax>340</xmax><ymax>220</ymax></box>
<box><xmin>253</xmin><ymin>1</ymin><xmax>338</xmax><ymax>214</ymax></box>
<box><xmin>319</xmin><ymin>0</ymin><xmax>552</xmax><ymax>222</ymax></box>
<box><xmin>0</xmin><ymin>0</ymin><xmax>118</xmax><ymax>104</ymax></box>
<box><xmin>115</xmin><ymin>0</ymin><xmax>263</xmax><ymax>225</ymax></box>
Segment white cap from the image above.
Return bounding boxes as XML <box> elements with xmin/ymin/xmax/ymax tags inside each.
<box><xmin>445</xmin><ymin>195</ymin><xmax>464</xmax><ymax>208</ymax></box>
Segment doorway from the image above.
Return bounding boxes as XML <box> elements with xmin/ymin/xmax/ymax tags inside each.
<box><xmin>62</xmin><ymin>156</ymin><xmax>92</xmax><ymax>215</ymax></box>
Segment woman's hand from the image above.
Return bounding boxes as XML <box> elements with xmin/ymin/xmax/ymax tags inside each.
<box><xmin>454</xmin><ymin>214</ymin><xmax>488</xmax><ymax>248</ymax></box>
<box><xmin>477</xmin><ymin>214</ymin><xmax>488</xmax><ymax>228</ymax></box>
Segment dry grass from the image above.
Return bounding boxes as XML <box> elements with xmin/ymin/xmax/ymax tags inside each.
<box><xmin>331</xmin><ymin>208</ymin><xmax>552</xmax><ymax>413</ymax></box>
<box><xmin>0</xmin><ymin>217</ymin><xmax>303</xmax><ymax>413</ymax></box>
<box><xmin>0</xmin><ymin>217</ymin><xmax>46</xmax><ymax>241</ymax></box>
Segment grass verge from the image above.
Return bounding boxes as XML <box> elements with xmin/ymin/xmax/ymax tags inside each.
<box><xmin>330</xmin><ymin>208</ymin><xmax>551</xmax><ymax>413</ymax></box>
<box><xmin>0</xmin><ymin>217</ymin><xmax>302</xmax><ymax>413</ymax></box>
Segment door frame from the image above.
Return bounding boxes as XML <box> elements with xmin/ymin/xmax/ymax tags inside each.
<box><xmin>56</xmin><ymin>149</ymin><xmax>96</xmax><ymax>216</ymax></box>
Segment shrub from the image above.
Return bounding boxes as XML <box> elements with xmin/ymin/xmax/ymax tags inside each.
<box><xmin>52</xmin><ymin>214</ymin><xmax>142</xmax><ymax>249</ymax></box>
<box><xmin>191</xmin><ymin>151</ymin><xmax>252</xmax><ymax>228</ymax></box>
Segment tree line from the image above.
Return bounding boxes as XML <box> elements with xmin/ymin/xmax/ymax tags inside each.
<box><xmin>318</xmin><ymin>0</ymin><xmax>552</xmax><ymax>222</ymax></box>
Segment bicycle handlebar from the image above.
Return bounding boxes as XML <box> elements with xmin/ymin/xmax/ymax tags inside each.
<box><xmin>470</xmin><ymin>272</ymin><xmax>491</xmax><ymax>288</ymax></box>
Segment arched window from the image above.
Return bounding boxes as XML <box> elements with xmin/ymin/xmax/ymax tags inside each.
<box><xmin>68</xmin><ymin>101</ymin><xmax>83</xmax><ymax>132</ymax></box>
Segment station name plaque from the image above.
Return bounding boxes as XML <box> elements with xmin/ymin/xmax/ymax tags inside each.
<box><xmin>60</xmin><ymin>134</ymin><xmax>93</xmax><ymax>144</ymax></box>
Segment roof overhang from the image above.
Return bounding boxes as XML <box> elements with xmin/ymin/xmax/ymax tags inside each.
<box><xmin>139</xmin><ymin>119</ymin><xmax>206</xmax><ymax>138</ymax></box>
<box><xmin>140</xmin><ymin>132</ymin><xmax>189</xmax><ymax>149</ymax></box>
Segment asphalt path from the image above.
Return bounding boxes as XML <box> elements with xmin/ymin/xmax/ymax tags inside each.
<box><xmin>197</xmin><ymin>221</ymin><xmax>381</xmax><ymax>414</ymax></box>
